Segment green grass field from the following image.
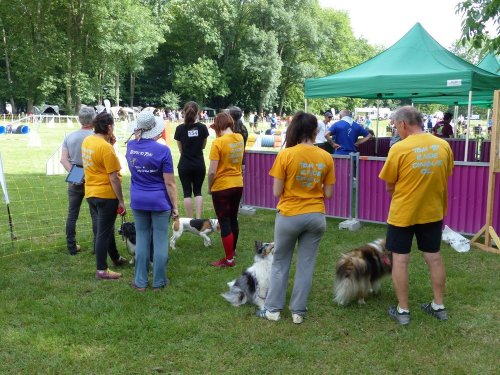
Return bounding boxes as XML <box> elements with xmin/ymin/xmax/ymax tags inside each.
<box><xmin>0</xmin><ymin>118</ymin><xmax>499</xmax><ymax>374</ymax></box>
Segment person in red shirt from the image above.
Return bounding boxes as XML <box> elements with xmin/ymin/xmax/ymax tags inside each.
<box><xmin>432</xmin><ymin>112</ymin><xmax>454</xmax><ymax>138</ymax></box>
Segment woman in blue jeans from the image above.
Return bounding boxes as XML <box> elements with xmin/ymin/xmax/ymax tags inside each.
<box><xmin>126</xmin><ymin>111</ymin><xmax>178</xmax><ymax>291</ymax></box>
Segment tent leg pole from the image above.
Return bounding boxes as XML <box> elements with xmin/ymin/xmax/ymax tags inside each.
<box><xmin>464</xmin><ymin>91</ymin><xmax>472</xmax><ymax>162</ymax></box>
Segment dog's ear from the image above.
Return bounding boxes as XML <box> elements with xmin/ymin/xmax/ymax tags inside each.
<box><xmin>255</xmin><ymin>240</ymin><xmax>262</xmax><ymax>253</ymax></box>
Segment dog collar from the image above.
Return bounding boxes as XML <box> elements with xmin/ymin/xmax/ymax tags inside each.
<box><xmin>382</xmin><ymin>254</ymin><xmax>391</xmax><ymax>266</ymax></box>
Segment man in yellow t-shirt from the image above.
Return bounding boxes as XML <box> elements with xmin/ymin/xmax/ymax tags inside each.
<box><xmin>379</xmin><ymin>106</ymin><xmax>453</xmax><ymax>325</ymax></box>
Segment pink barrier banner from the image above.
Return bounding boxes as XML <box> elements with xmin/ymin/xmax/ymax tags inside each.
<box><xmin>357</xmin><ymin>157</ymin><xmax>500</xmax><ymax>234</ymax></box>
<box><xmin>245</xmin><ymin>151</ymin><xmax>499</xmax><ymax>234</ymax></box>
<box><xmin>243</xmin><ymin>151</ymin><xmax>352</xmax><ymax>218</ymax></box>
<box><xmin>446</xmin><ymin>139</ymin><xmax>477</xmax><ymax>162</ymax></box>
<box><xmin>357</xmin><ymin>158</ymin><xmax>391</xmax><ymax>223</ymax></box>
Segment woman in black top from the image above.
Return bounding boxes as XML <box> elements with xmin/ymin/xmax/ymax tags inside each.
<box><xmin>174</xmin><ymin>101</ymin><xmax>209</xmax><ymax>219</ymax></box>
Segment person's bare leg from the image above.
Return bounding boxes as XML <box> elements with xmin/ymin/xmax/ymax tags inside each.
<box><xmin>183</xmin><ymin>197</ymin><xmax>193</xmax><ymax>218</ymax></box>
<box><xmin>423</xmin><ymin>252</ymin><xmax>446</xmax><ymax>305</ymax></box>
<box><xmin>194</xmin><ymin>196</ymin><xmax>203</xmax><ymax>219</ymax></box>
<box><xmin>391</xmin><ymin>253</ymin><xmax>410</xmax><ymax>309</ymax></box>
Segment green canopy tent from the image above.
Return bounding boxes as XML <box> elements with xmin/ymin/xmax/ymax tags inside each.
<box><xmin>414</xmin><ymin>53</ymin><xmax>500</xmax><ymax>106</ymax></box>
<box><xmin>414</xmin><ymin>53</ymin><xmax>500</xmax><ymax>135</ymax></box>
<box><xmin>304</xmin><ymin>23</ymin><xmax>500</xmax><ymax>100</ymax></box>
<box><xmin>304</xmin><ymin>23</ymin><xmax>500</xmax><ymax>160</ymax></box>
<box><xmin>478</xmin><ymin>53</ymin><xmax>500</xmax><ymax>75</ymax></box>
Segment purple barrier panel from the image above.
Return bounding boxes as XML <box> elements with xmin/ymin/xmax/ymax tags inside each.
<box><xmin>446</xmin><ymin>138</ymin><xmax>477</xmax><ymax>162</ymax></box>
<box><xmin>243</xmin><ymin>151</ymin><xmax>351</xmax><ymax>219</ymax></box>
<box><xmin>243</xmin><ymin>151</ymin><xmax>279</xmax><ymax>209</ymax></box>
<box><xmin>375</xmin><ymin>137</ymin><xmax>391</xmax><ymax>157</ymax></box>
<box><xmin>445</xmin><ymin>163</ymin><xmax>489</xmax><ymax>234</ymax></box>
<box><xmin>358</xmin><ymin>138</ymin><xmax>375</xmax><ymax>156</ymax></box>
<box><xmin>326</xmin><ymin>156</ymin><xmax>351</xmax><ymax>218</ymax></box>
<box><xmin>357</xmin><ymin>157</ymin><xmax>391</xmax><ymax>223</ymax></box>
<box><xmin>357</xmin><ymin>158</ymin><xmax>498</xmax><ymax>235</ymax></box>
<box><xmin>480</xmin><ymin>140</ymin><xmax>491</xmax><ymax>162</ymax></box>
<box><xmin>494</xmin><ymin>174</ymin><xmax>500</xmax><ymax>232</ymax></box>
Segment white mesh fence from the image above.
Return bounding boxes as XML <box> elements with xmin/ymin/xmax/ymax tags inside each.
<box><xmin>0</xmin><ymin>118</ymin><xmax>132</xmax><ymax>258</ymax></box>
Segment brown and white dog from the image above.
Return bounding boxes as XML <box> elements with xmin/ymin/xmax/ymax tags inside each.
<box><xmin>334</xmin><ymin>239</ymin><xmax>392</xmax><ymax>305</ymax></box>
<box><xmin>170</xmin><ymin>217</ymin><xmax>219</xmax><ymax>249</ymax></box>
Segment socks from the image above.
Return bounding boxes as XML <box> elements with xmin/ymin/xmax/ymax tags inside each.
<box><xmin>397</xmin><ymin>302</ymin><xmax>445</xmax><ymax>313</ymax></box>
<box><xmin>232</xmin><ymin>230</ymin><xmax>239</xmax><ymax>252</ymax></box>
<box><xmin>431</xmin><ymin>301</ymin><xmax>445</xmax><ymax>310</ymax></box>
<box><xmin>221</xmin><ymin>233</ymin><xmax>234</xmax><ymax>261</ymax></box>
<box><xmin>397</xmin><ymin>305</ymin><xmax>410</xmax><ymax>314</ymax></box>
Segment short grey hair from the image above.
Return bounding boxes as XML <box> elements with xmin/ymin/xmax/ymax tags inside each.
<box><xmin>392</xmin><ymin>106</ymin><xmax>423</xmax><ymax>127</ymax></box>
<box><xmin>339</xmin><ymin>109</ymin><xmax>352</xmax><ymax>118</ymax></box>
<box><xmin>78</xmin><ymin>106</ymin><xmax>96</xmax><ymax>126</ymax></box>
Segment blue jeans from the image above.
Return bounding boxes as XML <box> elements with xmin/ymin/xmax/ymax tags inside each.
<box><xmin>66</xmin><ymin>183</ymin><xmax>96</xmax><ymax>254</ymax></box>
<box><xmin>132</xmin><ymin>209</ymin><xmax>171</xmax><ymax>288</ymax></box>
<box><xmin>86</xmin><ymin>197</ymin><xmax>121</xmax><ymax>270</ymax></box>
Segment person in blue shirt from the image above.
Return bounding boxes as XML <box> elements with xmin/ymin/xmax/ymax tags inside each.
<box><xmin>326</xmin><ymin>109</ymin><xmax>372</xmax><ymax>155</ymax></box>
<box><xmin>270</xmin><ymin>113</ymin><xmax>277</xmax><ymax>129</ymax></box>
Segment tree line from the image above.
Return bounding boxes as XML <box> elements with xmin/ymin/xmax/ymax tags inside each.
<box><xmin>0</xmin><ymin>0</ymin><xmax>496</xmax><ymax>116</ymax></box>
<box><xmin>0</xmin><ymin>0</ymin><xmax>381</xmax><ymax>115</ymax></box>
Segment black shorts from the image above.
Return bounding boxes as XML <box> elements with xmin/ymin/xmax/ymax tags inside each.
<box><xmin>386</xmin><ymin>220</ymin><xmax>443</xmax><ymax>254</ymax></box>
<box><xmin>178</xmin><ymin>166</ymin><xmax>206</xmax><ymax>198</ymax></box>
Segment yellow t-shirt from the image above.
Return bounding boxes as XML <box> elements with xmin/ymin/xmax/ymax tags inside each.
<box><xmin>269</xmin><ymin>144</ymin><xmax>335</xmax><ymax>216</ymax></box>
<box><xmin>209</xmin><ymin>133</ymin><xmax>244</xmax><ymax>192</ymax></box>
<box><xmin>379</xmin><ymin>133</ymin><xmax>454</xmax><ymax>226</ymax></box>
<box><xmin>82</xmin><ymin>135</ymin><xmax>122</xmax><ymax>199</ymax></box>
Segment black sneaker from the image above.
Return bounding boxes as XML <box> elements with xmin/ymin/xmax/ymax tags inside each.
<box><xmin>421</xmin><ymin>303</ymin><xmax>448</xmax><ymax>321</ymax></box>
<box><xmin>388</xmin><ymin>305</ymin><xmax>411</xmax><ymax>325</ymax></box>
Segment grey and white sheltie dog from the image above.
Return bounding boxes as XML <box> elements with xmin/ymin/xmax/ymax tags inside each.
<box><xmin>334</xmin><ymin>238</ymin><xmax>392</xmax><ymax>305</ymax></box>
<box><xmin>221</xmin><ymin>241</ymin><xmax>275</xmax><ymax>309</ymax></box>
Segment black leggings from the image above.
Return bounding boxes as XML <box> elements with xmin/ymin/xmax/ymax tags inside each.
<box><xmin>211</xmin><ymin>187</ymin><xmax>243</xmax><ymax>237</ymax></box>
<box><xmin>178</xmin><ymin>166</ymin><xmax>206</xmax><ymax>198</ymax></box>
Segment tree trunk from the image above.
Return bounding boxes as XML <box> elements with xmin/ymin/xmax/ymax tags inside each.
<box><xmin>129</xmin><ymin>72</ymin><xmax>135</xmax><ymax>107</ymax></box>
<box><xmin>75</xmin><ymin>96</ymin><xmax>81</xmax><ymax>112</ymax></box>
<box><xmin>66</xmin><ymin>82</ymin><xmax>73</xmax><ymax>115</ymax></box>
<box><xmin>1</xmin><ymin>25</ymin><xmax>16</xmax><ymax>113</ymax></box>
<box><xmin>115</xmin><ymin>72</ymin><xmax>120</xmax><ymax>106</ymax></box>
<box><xmin>65</xmin><ymin>3</ymin><xmax>73</xmax><ymax>114</ymax></box>
<box><xmin>278</xmin><ymin>91</ymin><xmax>286</xmax><ymax>117</ymax></box>
<box><xmin>97</xmin><ymin>69</ymin><xmax>103</xmax><ymax>105</ymax></box>
<box><xmin>27</xmin><ymin>99</ymin><xmax>34</xmax><ymax>114</ymax></box>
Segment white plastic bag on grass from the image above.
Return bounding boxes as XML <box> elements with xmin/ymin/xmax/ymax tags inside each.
<box><xmin>442</xmin><ymin>225</ymin><xmax>470</xmax><ymax>252</ymax></box>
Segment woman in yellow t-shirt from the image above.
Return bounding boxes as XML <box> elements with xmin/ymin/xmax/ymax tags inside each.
<box><xmin>258</xmin><ymin>111</ymin><xmax>335</xmax><ymax>324</ymax></box>
<box><xmin>208</xmin><ymin>112</ymin><xmax>244</xmax><ymax>267</ymax></box>
<box><xmin>82</xmin><ymin>112</ymin><xmax>127</xmax><ymax>280</ymax></box>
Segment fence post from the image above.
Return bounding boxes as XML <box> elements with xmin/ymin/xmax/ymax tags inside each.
<box><xmin>338</xmin><ymin>152</ymin><xmax>361</xmax><ymax>231</ymax></box>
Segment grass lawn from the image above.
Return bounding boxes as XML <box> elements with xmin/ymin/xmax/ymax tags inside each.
<box><xmin>0</xmin><ymin>118</ymin><xmax>499</xmax><ymax>374</ymax></box>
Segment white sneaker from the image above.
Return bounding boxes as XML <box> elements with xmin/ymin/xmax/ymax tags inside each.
<box><xmin>292</xmin><ymin>313</ymin><xmax>304</xmax><ymax>324</ymax></box>
<box><xmin>257</xmin><ymin>309</ymin><xmax>281</xmax><ymax>321</ymax></box>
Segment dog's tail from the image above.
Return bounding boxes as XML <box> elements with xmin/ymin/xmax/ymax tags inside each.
<box><xmin>172</xmin><ymin>217</ymin><xmax>180</xmax><ymax>231</ymax></box>
<box><xmin>334</xmin><ymin>277</ymin><xmax>361</xmax><ymax>306</ymax></box>
<box><xmin>334</xmin><ymin>255</ymin><xmax>366</xmax><ymax>305</ymax></box>
<box><xmin>221</xmin><ymin>281</ymin><xmax>248</xmax><ymax>307</ymax></box>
